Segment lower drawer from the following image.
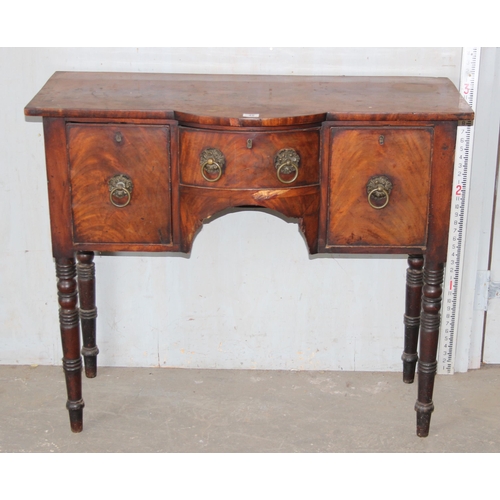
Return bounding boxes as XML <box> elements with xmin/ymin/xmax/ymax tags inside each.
<box><xmin>326</xmin><ymin>127</ymin><xmax>433</xmax><ymax>249</ymax></box>
<box><xmin>67</xmin><ymin>123</ymin><xmax>172</xmax><ymax>245</ymax></box>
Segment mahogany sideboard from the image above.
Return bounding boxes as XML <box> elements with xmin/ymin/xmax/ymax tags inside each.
<box><xmin>25</xmin><ymin>71</ymin><xmax>473</xmax><ymax>437</ymax></box>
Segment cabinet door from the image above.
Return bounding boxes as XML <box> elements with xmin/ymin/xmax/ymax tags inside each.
<box><xmin>67</xmin><ymin>123</ymin><xmax>172</xmax><ymax>246</ymax></box>
<box><xmin>326</xmin><ymin>127</ymin><xmax>433</xmax><ymax>250</ymax></box>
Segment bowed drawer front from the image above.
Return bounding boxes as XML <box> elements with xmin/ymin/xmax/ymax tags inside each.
<box><xmin>67</xmin><ymin>123</ymin><xmax>172</xmax><ymax>246</ymax></box>
<box><xmin>179</xmin><ymin>127</ymin><xmax>320</xmax><ymax>188</ymax></box>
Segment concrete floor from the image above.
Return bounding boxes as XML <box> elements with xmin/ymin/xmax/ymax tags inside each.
<box><xmin>1</xmin><ymin>364</ymin><xmax>499</xmax><ymax>452</ymax></box>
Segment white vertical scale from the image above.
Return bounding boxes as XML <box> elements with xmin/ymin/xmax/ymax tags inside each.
<box><xmin>438</xmin><ymin>47</ymin><xmax>480</xmax><ymax>375</ymax></box>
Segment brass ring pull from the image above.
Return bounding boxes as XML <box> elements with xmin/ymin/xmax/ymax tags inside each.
<box><xmin>276</xmin><ymin>161</ymin><xmax>299</xmax><ymax>184</ymax></box>
<box><xmin>108</xmin><ymin>174</ymin><xmax>133</xmax><ymax>208</ymax></box>
<box><xmin>366</xmin><ymin>175</ymin><xmax>393</xmax><ymax>210</ymax></box>
<box><xmin>201</xmin><ymin>159</ymin><xmax>223</xmax><ymax>182</ymax></box>
<box><xmin>367</xmin><ymin>187</ymin><xmax>390</xmax><ymax>209</ymax></box>
<box><xmin>109</xmin><ymin>186</ymin><xmax>132</xmax><ymax>208</ymax></box>
<box><xmin>274</xmin><ymin>148</ymin><xmax>300</xmax><ymax>184</ymax></box>
<box><xmin>200</xmin><ymin>148</ymin><xmax>225</xmax><ymax>183</ymax></box>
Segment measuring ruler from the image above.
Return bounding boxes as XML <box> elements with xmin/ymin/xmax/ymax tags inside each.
<box><xmin>438</xmin><ymin>47</ymin><xmax>480</xmax><ymax>375</ymax></box>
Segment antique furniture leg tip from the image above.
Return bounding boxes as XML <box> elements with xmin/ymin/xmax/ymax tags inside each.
<box><xmin>415</xmin><ymin>401</ymin><xmax>434</xmax><ymax>438</ymax></box>
<box><xmin>416</xmin><ymin>420</ymin><xmax>430</xmax><ymax>438</ymax></box>
<box><xmin>82</xmin><ymin>345</ymin><xmax>99</xmax><ymax>378</ymax></box>
<box><xmin>67</xmin><ymin>399</ymin><xmax>85</xmax><ymax>433</ymax></box>
<box><xmin>84</xmin><ymin>362</ymin><xmax>97</xmax><ymax>378</ymax></box>
<box><xmin>403</xmin><ymin>370</ymin><xmax>416</xmax><ymax>385</ymax></box>
<box><xmin>70</xmin><ymin>418</ymin><xmax>83</xmax><ymax>433</ymax></box>
<box><xmin>401</xmin><ymin>352</ymin><xmax>418</xmax><ymax>384</ymax></box>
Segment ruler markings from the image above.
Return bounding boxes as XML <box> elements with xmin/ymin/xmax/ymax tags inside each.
<box><xmin>438</xmin><ymin>47</ymin><xmax>480</xmax><ymax>375</ymax></box>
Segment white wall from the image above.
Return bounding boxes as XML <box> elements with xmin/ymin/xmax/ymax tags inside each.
<box><xmin>0</xmin><ymin>47</ymin><xmax>465</xmax><ymax>370</ymax></box>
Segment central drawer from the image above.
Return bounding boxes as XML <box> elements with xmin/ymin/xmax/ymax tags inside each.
<box><xmin>179</xmin><ymin>127</ymin><xmax>320</xmax><ymax>189</ymax></box>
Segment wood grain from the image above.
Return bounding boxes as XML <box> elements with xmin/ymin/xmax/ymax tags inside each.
<box><xmin>67</xmin><ymin>123</ymin><xmax>172</xmax><ymax>245</ymax></box>
<box><xmin>326</xmin><ymin>127</ymin><xmax>433</xmax><ymax>248</ymax></box>
<box><xmin>42</xmin><ymin>118</ymin><xmax>73</xmax><ymax>258</ymax></box>
<box><xmin>179</xmin><ymin>185</ymin><xmax>320</xmax><ymax>253</ymax></box>
<box><xmin>25</xmin><ymin>72</ymin><xmax>474</xmax><ymax>125</ymax></box>
<box><xmin>179</xmin><ymin>127</ymin><xmax>320</xmax><ymax>188</ymax></box>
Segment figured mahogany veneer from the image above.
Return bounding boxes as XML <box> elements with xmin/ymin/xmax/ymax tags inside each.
<box><xmin>179</xmin><ymin>127</ymin><xmax>320</xmax><ymax>188</ymax></box>
<box><xmin>25</xmin><ymin>72</ymin><xmax>473</xmax><ymax>437</ymax></box>
<box><xmin>326</xmin><ymin>127</ymin><xmax>433</xmax><ymax>249</ymax></box>
<box><xmin>68</xmin><ymin>123</ymin><xmax>172</xmax><ymax>245</ymax></box>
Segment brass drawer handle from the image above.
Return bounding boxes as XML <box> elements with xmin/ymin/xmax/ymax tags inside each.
<box><xmin>108</xmin><ymin>174</ymin><xmax>133</xmax><ymax>208</ymax></box>
<box><xmin>275</xmin><ymin>148</ymin><xmax>300</xmax><ymax>184</ymax></box>
<box><xmin>200</xmin><ymin>148</ymin><xmax>225</xmax><ymax>182</ymax></box>
<box><xmin>366</xmin><ymin>175</ymin><xmax>393</xmax><ymax>210</ymax></box>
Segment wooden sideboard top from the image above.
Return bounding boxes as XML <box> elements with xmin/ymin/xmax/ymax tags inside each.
<box><xmin>24</xmin><ymin>71</ymin><xmax>473</xmax><ymax>126</ymax></box>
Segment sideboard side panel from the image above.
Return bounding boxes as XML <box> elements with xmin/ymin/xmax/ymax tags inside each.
<box><xmin>42</xmin><ymin>117</ymin><xmax>73</xmax><ymax>258</ymax></box>
<box><xmin>426</xmin><ymin>121</ymin><xmax>458</xmax><ymax>263</ymax></box>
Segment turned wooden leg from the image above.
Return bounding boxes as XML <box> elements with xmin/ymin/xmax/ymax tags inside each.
<box><xmin>402</xmin><ymin>254</ymin><xmax>424</xmax><ymax>383</ymax></box>
<box><xmin>415</xmin><ymin>261</ymin><xmax>444</xmax><ymax>437</ymax></box>
<box><xmin>77</xmin><ymin>251</ymin><xmax>99</xmax><ymax>378</ymax></box>
<box><xmin>56</xmin><ymin>257</ymin><xmax>84</xmax><ymax>433</ymax></box>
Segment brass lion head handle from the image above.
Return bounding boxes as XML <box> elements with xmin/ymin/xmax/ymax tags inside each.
<box><xmin>274</xmin><ymin>148</ymin><xmax>300</xmax><ymax>184</ymax></box>
<box><xmin>200</xmin><ymin>148</ymin><xmax>225</xmax><ymax>182</ymax></box>
<box><xmin>366</xmin><ymin>175</ymin><xmax>393</xmax><ymax>210</ymax></box>
<box><xmin>108</xmin><ymin>174</ymin><xmax>133</xmax><ymax>208</ymax></box>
